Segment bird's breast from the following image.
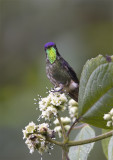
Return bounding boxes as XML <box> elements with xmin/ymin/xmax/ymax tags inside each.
<box><xmin>46</xmin><ymin>60</ymin><xmax>70</xmax><ymax>85</ymax></box>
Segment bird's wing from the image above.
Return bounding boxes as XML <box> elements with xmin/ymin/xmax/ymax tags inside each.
<box><xmin>60</xmin><ymin>57</ymin><xmax>79</xmax><ymax>84</ymax></box>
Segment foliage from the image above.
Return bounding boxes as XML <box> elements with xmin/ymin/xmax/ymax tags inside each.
<box><xmin>68</xmin><ymin>125</ymin><xmax>95</xmax><ymax>160</ymax></box>
<box><xmin>23</xmin><ymin>55</ymin><xmax>113</xmax><ymax>160</ymax></box>
<box><xmin>79</xmin><ymin>55</ymin><xmax>113</xmax><ymax>129</ymax></box>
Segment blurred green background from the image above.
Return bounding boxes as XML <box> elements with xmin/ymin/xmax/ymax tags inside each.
<box><xmin>0</xmin><ymin>0</ymin><xmax>113</xmax><ymax>160</ymax></box>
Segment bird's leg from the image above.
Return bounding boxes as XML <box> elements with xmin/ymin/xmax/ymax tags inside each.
<box><xmin>52</xmin><ymin>87</ymin><xmax>63</xmax><ymax>93</ymax></box>
<box><xmin>52</xmin><ymin>84</ymin><xmax>64</xmax><ymax>93</ymax></box>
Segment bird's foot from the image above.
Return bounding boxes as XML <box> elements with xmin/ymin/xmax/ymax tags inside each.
<box><xmin>51</xmin><ymin>87</ymin><xmax>63</xmax><ymax>93</ymax></box>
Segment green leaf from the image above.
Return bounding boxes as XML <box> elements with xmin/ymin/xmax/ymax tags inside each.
<box><xmin>68</xmin><ymin>125</ymin><xmax>95</xmax><ymax>160</ymax></box>
<box><xmin>78</xmin><ymin>55</ymin><xmax>113</xmax><ymax>129</ymax></box>
<box><xmin>102</xmin><ymin>129</ymin><xmax>111</xmax><ymax>159</ymax></box>
<box><xmin>108</xmin><ymin>136</ymin><xmax>113</xmax><ymax>160</ymax></box>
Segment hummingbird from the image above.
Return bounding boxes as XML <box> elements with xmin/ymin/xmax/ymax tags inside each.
<box><xmin>44</xmin><ymin>42</ymin><xmax>79</xmax><ymax>101</ymax></box>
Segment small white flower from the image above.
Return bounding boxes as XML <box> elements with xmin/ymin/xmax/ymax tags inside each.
<box><xmin>22</xmin><ymin>129</ymin><xmax>27</xmax><ymax>139</ymax></box>
<box><xmin>39</xmin><ymin>97</ymin><xmax>51</xmax><ymax>111</ymax></box>
<box><xmin>53</xmin><ymin>117</ymin><xmax>71</xmax><ymax>137</ymax></box>
<box><xmin>68</xmin><ymin>99</ymin><xmax>78</xmax><ymax>106</ymax></box>
<box><xmin>68</xmin><ymin>103</ymin><xmax>78</xmax><ymax>121</ymax></box>
<box><xmin>54</xmin><ymin>126</ymin><xmax>62</xmax><ymax>138</ymax></box>
<box><xmin>64</xmin><ymin>125</ymin><xmax>70</xmax><ymax>131</ymax></box>
<box><xmin>53</xmin><ymin>119</ymin><xmax>59</xmax><ymax>125</ymax></box>
<box><xmin>38</xmin><ymin>141</ymin><xmax>49</xmax><ymax>154</ymax></box>
<box><xmin>51</xmin><ymin>94</ymin><xmax>62</xmax><ymax>106</ymax></box>
<box><xmin>103</xmin><ymin>109</ymin><xmax>113</xmax><ymax>127</ymax></box>
<box><xmin>23</xmin><ymin>120</ymin><xmax>54</xmax><ymax>155</ymax></box>
<box><xmin>53</xmin><ymin>117</ymin><xmax>71</xmax><ymax>126</ymax></box>
<box><xmin>69</xmin><ymin>107</ymin><xmax>78</xmax><ymax>117</ymax></box>
<box><xmin>25</xmin><ymin>139</ymin><xmax>35</xmax><ymax>154</ymax></box>
<box><xmin>110</xmin><ymin>108</ymin><xmax>113</xmax><ymax>116</ymax></box>
<box><xmin>103</xmin><ymin>114</ymin><xmax>111</xmax><ymax>120</ymax></box>
<box><xmin>38</xmin><ymin>123</ymin><xmax>49</xmax><ymax>133</ymax></box>
<box><xmin>60</xmin><ymin>93</ymin><xmax>68</xmax><ymax>103</ymax></box>
<box><xmin>41</xmin><ymin>106</ymin><xmax>57</xmax><ymax>120</ymax></box>
<box><xmin>61</xmin><ymin>117</ymin><xmax>71</xmax><ymax>124</ymax></box>
<box><xmin>111</xmin><ymin>116</ymin><xmax>113</xmax><ymax>121</ymax></box>
<box><xmin>25</xmin><ymin>133</ymin><xmax>49</xmax><ymax>155</ymax></box>
<box><xmin>24</xmin><ymin>130</ymin><xmax>50</xmax><ymax>155</ymax></box>
<box><xmin>37</xmin><ymin>123</ymin><xmax>53</xmax><ymax>137</ymax></box>
<box><xmin>49</xmin><ymin>92</ymin><xmax>67</xmax><ymax>107</ymax></box>
<box><xmin>25</xmin><ymin>122</ymin><xmax>36</xmax><ymax>132</ymax></box>
<box><xmin>106</xmin><ymin>121</ymin><xmax>112</xmax><ymax>127</ymax></box>
<box><xmin>22</xmin><ymin>122</ymin><xmax>37</xmax><ymax>139</ymax></box>
<box><xmin>38</xmin><ymin>91</ymin><xmax>67</xmax><ymax>121</ymax></box>
<box><xmin>54</xmin><ymin>126</ymin><xmax>61</xmax><ymax>132</ymax></box>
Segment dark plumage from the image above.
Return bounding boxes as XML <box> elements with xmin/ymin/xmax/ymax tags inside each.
<box><xmin>44</xmin><ymin>42</ymin><xmax>79</xmax><ymax>101</ymax></box>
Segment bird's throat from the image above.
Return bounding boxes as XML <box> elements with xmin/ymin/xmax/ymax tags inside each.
<box><xmin>46</xmin><ymin>47</ymin><xmax>56</xmax><ymax>64</ymax></box>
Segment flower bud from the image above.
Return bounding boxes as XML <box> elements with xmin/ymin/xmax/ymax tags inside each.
<box><xmin>64</xmin><ymin>125</ymin><xmax>70</xmax><ymax>131</ymax></box>
<box><xmin>61</xmin><ymin>117</ymin><xmax>71</xmax><ymax>125</ymax></box>
<box><xmin>103</xmin><ymin>114</ymin><xmax>111</xmax><ymax>120</ymax></box>
<box><xmin>106</xmin><ymin>121</ymin><xmax>112</xmax><ymax>127</ymax></box>
<box><xmin>68</xmin><ymin>99</ymin><xmax>78</xmax><ymax>106</ymax></box>
<box><xmin>110</xmin><ymin>108</ymin><xmax>113</xmax><ymax>116</ymax></box>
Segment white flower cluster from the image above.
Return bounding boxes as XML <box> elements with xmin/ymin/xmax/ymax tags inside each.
<box><xmin>22</xmin><ymin>122</ymin><xmax>53</xmax><ymax>154</ymax></box>
<box><xmin>38</xmin><ymin>91</ymin><xmax>67</xmax><ymax>120</ymax></box>
<box><xmin>68</xmin><ymin>99</ymin><xmax>78</xmax><ymax>121</ymax></box>
<box><xmin>53</xmin><ymin>117</ymin><xmax>71</xmax><ymax>138</ymax></box>
<box><xmin>103</xmin><ymin>108</ymin><xmax>113</xmax><ymax>127</ymax></box>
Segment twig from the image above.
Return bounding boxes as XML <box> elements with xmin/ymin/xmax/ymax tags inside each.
<box><xmin>67</xmin><ymin>130</ymin><xmax>113</xmax><ymax>146</ymax></box>
<box><xmin>73</xmin><ymin>123</ymin><xmax>88</xmax><ymax>130</ymax></box>
<box><xmin>57</xmin><ymin>113</ymin><xmax>67</xmax><ymax>140</ymax></box>
<box><xmin>66</xmin><ymin>118</ymin><xmax>80</xmax><ymax>137</ymax></box>
<box><xmin>46</xmin><ymin>137</ymin><xmax>63</xmax><ymax>146</ymax></box>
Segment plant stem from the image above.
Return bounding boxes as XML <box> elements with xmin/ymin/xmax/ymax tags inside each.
<box><xmin>62</xmin><ymin>149</ymin><xmax>70</xmax><ymax>160</ymax></box>
<box><xmin>67</xmin><ymin>130</ymin><xmax>113</xmax><ymax>146</ymax></box>
<box><xmin>46</xmin><ymin>137</ymin><xmax>63</xmax><ymax>146</ymax></box>
<box><xmin>62</xmin><ymin>150</ymin><xmax>65</xmax><ymax>160</ymax></box>
<box><xmin>57</xmin><ymin>113</ymin><xmax>67</xmax><ymax>140</ymax></box>
<box><xmin>73</xmin><ymin>123</ymin><xmax>88</xmax><ymax>130</ymax></box>
<box><xmin>66</xmin><ymin>118</ymin><xmax>80</xmax><ymax>137</ymax></box>
<box><xmin>47</xmin><ymin>130</ymin><xmax>113</xmax><ymax>152</ymax></box>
